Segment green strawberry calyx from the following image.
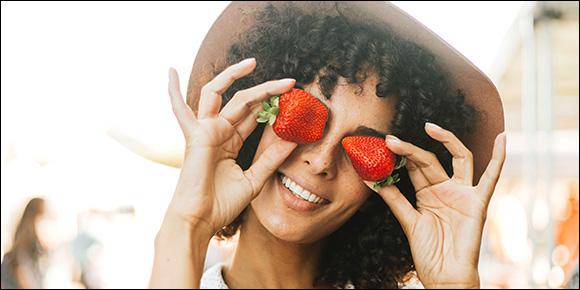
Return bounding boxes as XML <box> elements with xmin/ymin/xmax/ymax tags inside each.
<box><xmin>256</xmin><ymin>95</ymin><xmax>280</xmax><ymax>125</ymax></box>
<box><xmin>372</xmin><ymin>156</ymin><xmax>407</xmax><ymax>190</ymax></box>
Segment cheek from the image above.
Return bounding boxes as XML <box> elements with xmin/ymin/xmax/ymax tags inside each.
<box><xmin>341</xmin><ymin>182</ymin><xmax>371</xmax><ymax>205</ymax></box>
<box><xmin>335</xmin><ymin>165</ymin><xmax>372</xmax><ymax>206</ymax></box>
<box><xmin>331</xmin><ymin>178</ymin><xmax>371</xmax><ymax>205</ymax></box>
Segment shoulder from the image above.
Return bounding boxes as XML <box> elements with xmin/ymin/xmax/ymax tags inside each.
<box><xmin>200</xmin><ymin>263</ymin><xmax>229</xmax><ymax>289</ymax></box>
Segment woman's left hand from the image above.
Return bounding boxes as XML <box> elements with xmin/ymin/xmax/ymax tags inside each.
<box><xmin>365</xmin><ymin>122</ymin><xmax>506</xmax><ymax>289</ymax></box>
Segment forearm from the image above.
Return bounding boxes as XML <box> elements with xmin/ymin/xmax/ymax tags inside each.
<box><xmin>149</xmin><ymin>215</ymin><xmax>213</xmax><ymax>288</ymax></box>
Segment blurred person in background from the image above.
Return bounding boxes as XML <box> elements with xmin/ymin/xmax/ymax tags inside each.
<box><xmin>1</xmin><ymin>198</ymin><xmax>50</xmax><ymax>289</ymax></box>
<box><xmin>69</xmin><ymin>211</ymin><xmax>103</xmax><ymax>289</ymax></box>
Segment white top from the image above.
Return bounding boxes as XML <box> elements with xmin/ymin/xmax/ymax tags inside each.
<box><xmin>200</xmin><ymin>263</ymin><xmax>229</xmax><ymax>289</ymax></box>
<box><xmin>199</xmin><ymin>263</ymin><xmax>423</xmax><ymax>289</ymax></box>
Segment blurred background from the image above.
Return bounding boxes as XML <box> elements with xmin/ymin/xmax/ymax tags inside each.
<box><xmin>1</xmin><ymin>1</ymin><xmax>578</xmax><ymax>288</ymax></box>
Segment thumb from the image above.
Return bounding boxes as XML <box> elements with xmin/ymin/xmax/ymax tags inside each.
<box><xmin>363</xmin><ymin>181</ymin><xmax>418</xmax><ymax>234</ymax></box>
<box><xmin>244</xmin><ymin>139</ymin><xmax>297</xmax><ymax>199</ymax></box>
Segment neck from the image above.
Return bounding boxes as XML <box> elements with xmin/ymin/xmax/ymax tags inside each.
<box><xmin>224</xmin><ymin>208</ymin><xmax>326</xmax><ymax>289</ymax></box>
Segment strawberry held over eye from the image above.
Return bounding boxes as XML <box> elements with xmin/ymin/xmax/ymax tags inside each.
<box><xmin>341</xmin><ymin>135</ymin><xmax>406</xmax><ymax>188</ymax></box>
<box><xmin>257</xmin><ymin>88</ymin><xmax>328</xmax><ymax>144</ymax></box>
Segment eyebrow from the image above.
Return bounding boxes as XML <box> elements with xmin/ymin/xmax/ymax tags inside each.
<box><xmin>352</xmin><ymin>125</ymin><xmax>388</xmax><ymax>139</ymax></box>
<box><xmin>304</xmin><ymin>86</ymin><xmax>388</xmax><ymax>139</ymax></box>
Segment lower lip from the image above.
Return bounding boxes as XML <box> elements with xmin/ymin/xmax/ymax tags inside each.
<box><xmin>277</xmin><ymin>175</ymin><xmax>325</xmax><ymax>212</ymax></box>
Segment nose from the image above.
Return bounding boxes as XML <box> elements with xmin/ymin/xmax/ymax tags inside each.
<box><xmin>301</xmin><ymin>138</ymin><xmax>339</xmax><ymax>180</ymax></box>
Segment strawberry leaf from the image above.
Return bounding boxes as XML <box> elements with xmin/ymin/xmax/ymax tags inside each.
<box><xmin>268</xmin><ymin>114</ymin><xmax>276</xmax><ymax>125</ymax></box>
<box><xmin>270</xmin><ymin>95</ymin><xmax>279</xmax><ymax>107</ymax></box>
<box><xmin>269</xmin><ymin>107</ymin><xmax>279</xmax><ymax>115</ymax></box>
<box><xmin>262</xmin><ymin>101</ymin><xmax>271</xmax><ymax>111</ymax></box>
<box><xmin>395</xmin><ymin>156</ymin><xmax>407</xmax><ymax>170</ymax></box>
<box><xmin>372</xmin><ymin>173</ymin><xmax>402</xmax><ymax>189</ymax></box>
<box><xmin>257</xmin><ymin>116</ymin><xmax>269</xmax><ymax>123</ymax></box>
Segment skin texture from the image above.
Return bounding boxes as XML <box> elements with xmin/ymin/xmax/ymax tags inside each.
<box><xmin>149</xmin><ymin>58</ymin><xmax>506</xmax><ymax>288</ymax></box>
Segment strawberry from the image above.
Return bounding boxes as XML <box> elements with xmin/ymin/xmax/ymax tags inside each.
<box><xmin>341</xmin><ymin>136</ymin><xmax>406</xmax><ymax>188</ymax></box>
<box><xmin>257</xmin><ymin>88</ymin><xmax>328</xmax><ymax>144</ymax></box>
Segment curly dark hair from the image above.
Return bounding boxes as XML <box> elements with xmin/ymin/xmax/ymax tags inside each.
<box><xmin>213</xmin><ymin>4</ymin><xmax>476</xmax><ymax>289</ymax></box>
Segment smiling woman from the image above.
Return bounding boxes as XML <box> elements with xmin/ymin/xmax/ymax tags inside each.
<box><xmin>149</xmin><ymin>2</ymin><xmax>506</xmax><ymax>289</ymax></box>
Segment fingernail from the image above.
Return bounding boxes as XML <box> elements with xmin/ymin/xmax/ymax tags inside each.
<box><xmin>239</xmin><ymin>58</ymin><xmax>256</xmax><ymax>65</ymax></box>
<box><xmin>425</xmin><ymin>122</ymin><xmax>441</xmax><ymax>130</ymax></box>
<box><xmin>386</xmin><ymin>135</ymin><xmax>400</xmax><ymax>145</ymax></box>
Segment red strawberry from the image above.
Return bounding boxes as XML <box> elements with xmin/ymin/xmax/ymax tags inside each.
<box><xmin>257</xmin><ymin>88</ymin><xmax>328</xmax><ymax>144</ymax></box>
<box><xmin>341</xmin><ymin>136</ymin><xmax>406</xmax><ymax>188</ymax></box>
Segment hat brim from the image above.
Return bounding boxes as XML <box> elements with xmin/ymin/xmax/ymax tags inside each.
<box><xmin>186</xmin><ymin>1</ymin><xmax>504</xmax><ymax>184</ymax></box>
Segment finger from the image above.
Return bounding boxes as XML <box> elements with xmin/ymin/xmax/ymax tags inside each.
<box><xmin>385</xmin><ymin>135</ymin><xmax>450</xmax><ymax>185</ymax></box>
<box><xmin>364</xmin><ymin>181</ymin><xmax>418</xmax><ymax>235</ymax></box>
<box><xmin>168</xmin><ymin>68</ymin><xmax>197</xmax><ymax>135</ymax></box>
<box><xmin>476</xmin><ymin>132</ymin><xmax>506</xmax><ymax>204</ymax></box>
<box><xmin>424</xmin><ymin>122</ymin><xmax>474</xmax><ymax>185</ymax></box>
<box><xmin>234</xmin><ymin>105</ymin><xmax>262</xmax><ymax>141</ymax></box>
<box><xmin>198</xmin><ymin>58</ymin><xmax>256</xmax><ymax>119</ymax></box>
<box><xmin>220</xmin><ymin>78</ymin><xmax>295</xmax><ymax>126</ymax></box>
<box><xmin>244</xmin><ymin>139</ymin><xmax>298</xmax><ymax>199</ymax></box>
<box><xmin>406</xmin><ymin>160</ymin><xmax>431</xmax><ymax>192</ymax></box>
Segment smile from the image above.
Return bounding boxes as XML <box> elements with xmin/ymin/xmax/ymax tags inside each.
<box><xmin>279</xmin><ymin>174</ymin><xmax>326</xmax><ymax>205</ymax></box>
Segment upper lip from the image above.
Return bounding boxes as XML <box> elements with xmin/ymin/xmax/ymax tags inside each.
<box><xmin>279</xmin><ymin>171</ymin><xmax>331</xmax><ymax>202</ymax></box>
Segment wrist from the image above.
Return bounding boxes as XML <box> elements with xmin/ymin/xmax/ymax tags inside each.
<box><xmin>150</xmin><ymin>213</ymin><xmax>213</xmax><ymax>288</ymax></box>
<box><xmin>156</xmin><ymin>212</ymin><xmax>214</xmax><ymax>246</ymax></box>
<box><xmin>422</xmin><ymin>270</ymin><xmax>480</xmax><ymax>289</ymax></box>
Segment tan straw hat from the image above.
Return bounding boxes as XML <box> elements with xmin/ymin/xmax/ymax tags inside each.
<box><xmin>185</xmin><ymin>1</ymin><xmax>505</xmax><ymax>183</ymax></box>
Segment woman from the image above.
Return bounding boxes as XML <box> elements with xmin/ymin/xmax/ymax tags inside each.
<box><xmin>1</xmin><ymin>198</ymin><xmax>49</xmax><ymax>289</ymax></box>
<box><xmin>149</xmin><ymin>2</ymin><xmax>506</xmax><ymax>288</ymax></box>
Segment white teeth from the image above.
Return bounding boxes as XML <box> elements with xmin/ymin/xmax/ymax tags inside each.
<box><xmin>280</xmin><ymin>174</ymin><xmax>325</xmax><ymax>205</ymax></box>
<box><xmin>294</xmin><ymin>184</ymin><xmax>303</xmax><ymax>195</ymax></box>
<box><xmin>308</xmin><ymin>194</ymin><xmax>316</xmax><ymax>202</ymax></box>
<box><xmin>300</xmin><ymin>190</ymin><xmax>310</xmax><ymax>200</ymax></box>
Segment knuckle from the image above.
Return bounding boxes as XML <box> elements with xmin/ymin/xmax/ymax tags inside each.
<box><xmin>406</xmin><ymin>162</ymin><xmax>419</xmax><ymax>171</ymax></box>
<box><xmin>243</xmin><ymin>97</ymin><xmax>255</xmax><ymax>109</ymax></box>
<box><xmin>225</xmin><ymin>72</ymin><xmax>237</xmax><ymax>83</ymax></box>
<box><xmin>201</xmin><ymin>83</ymin><xmax>212</xmax><ymax>96</ymax></box>
<box><xmin>427</xmin><ymin>151</ymin><xmax>438</xmax><ymax>161</ymax></box>
<box><xmin>260</xmin><ymin>153</ymin><xmax>276</xmax><ymax>169</ymax></box>
<box><xmin>233</xmin><ymin>90</ymin><xmax>253</xmax><ymax>108</ymax></box>
<box><xmin>232</xmin><ymin>90</ymin><xmax>243</xmax><ymax>100</ymax></box>
<box><xmin>465</xmin><ymin>149</ymin><xmax>474</xmax><ymax>160</ymax></box>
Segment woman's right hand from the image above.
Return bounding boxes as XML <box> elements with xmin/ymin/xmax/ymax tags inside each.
<box><xmin>165</xmin><ymin>58</ymin><xmax>297</xmax><ymax>238</ymax></box>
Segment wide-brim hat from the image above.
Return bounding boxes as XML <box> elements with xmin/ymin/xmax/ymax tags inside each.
<box><xmin>184</xmin><ymin>1</ymin><xmax>504</xmax><ymax>184</ymax></box>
